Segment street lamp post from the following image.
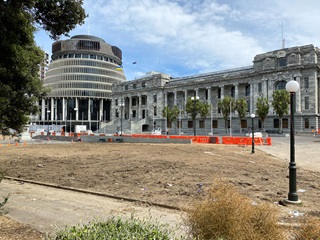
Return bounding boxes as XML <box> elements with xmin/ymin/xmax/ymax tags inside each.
<box><xmin>191</xmin><ymin>96</ymin><xmax>199</xmax><ymax>136</ymax></box>
<box><xmin>47</xmin><ymin>110</ymin><xmax>50</xmax><ymax>135</ymax></box>
<box><xmin>251</xmin><ymin>113</ymin><xmax>255</xmax><ymax>154</ymax></box>
<box><xmin>119</xmin><ymin>99</ymin><xmax>124</xmax><ymax>136</ymax></box>
<box><xmin>285</xmin><ymin>80</ymin><xmax>301</xmax><ymax>203</ymax></box>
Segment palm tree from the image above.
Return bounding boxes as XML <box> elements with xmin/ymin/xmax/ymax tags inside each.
<box><xmin>272</xmin><ymin>90</ymin><xmax>290</xmax><ymax>133</ymax></box>
<box><xmin>218</xmin><ymin>97</ymin><xmax>234</xmax><ymax>132</ymax></box>
<box><xmin>256</xmin><ymin>97</ymin><xmax>269</xmax><ymax>132</ymax></box>
<box><xmin>198</xmin><ymin>101</ymin><xmax>211</xmax><ymax>134</ymax></box>
<box><xmin>235</xmin><ymin>98</ymin><xmax>248</xmax><ymax>134</ymax></box>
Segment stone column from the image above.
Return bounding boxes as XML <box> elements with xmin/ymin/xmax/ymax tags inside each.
<box><xmin>184</xmin><ymin>90</ymin><xmax>188</xmax><ymax>117</ymax></box>
<box><xmin>220</xmin><ymin>85</ymin><xmax>224</xmax><ymax>99</ymax></box>
<box><xmin>41</xmin><ymin>99</ymin><xmax>46</xmax><ymax>121</ymax></box>
<box><xmin>195</xmin><ymin>88</ymin><xmax>199</xmax><ymax>97</ymax></box>
<box><xmin>129</xmin><ymin>97</ymin><xmax>132</xmax><ymax>120</ymax></box>
<box><xmin>50</xmin><ymin>98</ymin><xmax>54</xmax><ymax>120</ymax></box>
<box><xmin>99</xmin><ymin>99</ymin><xmax>103</xmax><ymax>121</ymax></box>
<box><xmin>250</xmin><ymin>82</ymin><xmax>254</xmax><ymax>113</ymax></box>
<box><xmin>138</xmin><ymin>95</ymin><xmax>142</xmax><ymax>119</ymax></box>
<box><xmin>62</xmin><ymin>98</ymin><xmax>65</xmax><ymax>121</ymax></box>
<box><xmin>74</xmin><ymin>98</ymin><xmax>78</xmax><ymax>121</ymax></box>
<box><xmin>234</xmin><ymin>83</ymin><xmax>239</xmax><ymax>100</ymax></box>
<box><xmin>173</xmin><ymin>90</ymin><xmax>177</xmax><ymax>106</ymax></box>
<box><xmin>207</xmin><ymin>87</ymin><xmax>211</xmax><ymax>103</ymax></box>
<box><xmin>295</xmin><ymin>74</ymin><xmax>302</xmax><ymax>113</ymax></box>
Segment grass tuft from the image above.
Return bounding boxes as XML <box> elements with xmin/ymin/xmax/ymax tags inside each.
<box><xmin>184</xmin><ymin>179</ymin><xmax>285</xmax><ymax>240</ymax></box>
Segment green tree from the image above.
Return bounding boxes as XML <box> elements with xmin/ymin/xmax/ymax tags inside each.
<box><xmin>235</xmin><ymin>98</ymin><xmax>248</xmax><ymax>134</ymax></box>
<box><xmin>0</xmin><ymin>1</ymin><xmax>86</xmax><ymax>133</ymax></box>
<box><xmin>186</xmin><ymin>97</ymin><xmax>202</xmax><ymax>135</ymax></box>
<box><xmin>272</xmin><ymin>90</ymin><xmax>290</xmax><ymax>133</ymax></box>
<box><xmin>218</xmin><ymin>97</ymin><xmax>234</xmax><ymax>132</ymax></box>
<box><xmin>256</xmin><ymin>97</ymin><xmax>269</xmax><ymax>132</ymax></box>
<box><xmin>198</xmin><ymin>101</ymin><xmax>211</xmax><ymax>134</ymax></box>
<box><xmin>162</xmin><ymin>105</ymin><xmax>179</xmax><ymax>134</ymax></box>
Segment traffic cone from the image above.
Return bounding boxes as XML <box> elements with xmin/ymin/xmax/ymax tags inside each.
<box><xmin>15</xmin><ymin>141</ymin><xmax>18</xmax><ymax>146</ymax></box>
<box><xmin>8</xmin><ymin>142</ymin><xmax>10</xmax><ymax>147</ymax></box>
<box><xmin>23</xmin><ymin>141</ymin><xmax>27</xmax><ymax>146</ymax></box>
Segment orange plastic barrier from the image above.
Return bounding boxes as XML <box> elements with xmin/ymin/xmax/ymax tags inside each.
<box><xmin>265</xmin><ymin>137</ymin><xmax>272</xmax><ymax>145</ymax></box>
<box><xmin>222</xmin><ymin>136</ymin><xmax>235</xmax><ymax>144</ymax></box>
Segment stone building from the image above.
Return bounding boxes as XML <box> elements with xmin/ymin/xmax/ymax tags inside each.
<box><xmin>112</xmin><ymin>44</ymin><xmax>320</xmax><ymax>135</ymax></box>
<box><xmin>30</xmin><ymin>35</ymin><xmax>126</xmax><ymax>132</ymax></box>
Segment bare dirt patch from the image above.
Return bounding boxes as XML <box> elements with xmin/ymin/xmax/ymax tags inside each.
<box><xmin>1</xmin><ymin>142</ymin><xmax>320</xmax><ymax>237</ymax></box>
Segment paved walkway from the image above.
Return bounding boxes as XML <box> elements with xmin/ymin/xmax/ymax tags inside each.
<box><xmin>256</xmin><ymin>135</ymin><xmax>320</xmax><ymax>172</ymax></box>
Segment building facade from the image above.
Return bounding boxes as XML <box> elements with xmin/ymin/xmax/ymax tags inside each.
<box><xmin>30</xmin><ymin>35</ymin><xmax>126</xmax><ymax>132</ymax></box>
<box><xmin>112</xmin><ymin>44</ymin><xmax>320</xmax><ymax>135</ymax></box>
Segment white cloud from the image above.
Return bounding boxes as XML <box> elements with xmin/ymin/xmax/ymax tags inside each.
<box><xmin>35</xmin><ymin>0</ymin><xmax>320</xmax><ymax>80</ymax></box>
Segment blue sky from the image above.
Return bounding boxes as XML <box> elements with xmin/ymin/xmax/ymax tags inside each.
<box><xmin>35</xmin><ymin>0</ymin><xmax>319</xmax><ymax>80</ymax></box>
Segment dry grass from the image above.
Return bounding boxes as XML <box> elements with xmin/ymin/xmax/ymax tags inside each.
<box><xmin>292</xmin><ymin>216</ymin><xmax>320</xmax><ymax>240</ymax></box>
<box><xmin>184</xmin><ymin>179</ymin><xmax>286</xmax><ymax>240</ymax></box>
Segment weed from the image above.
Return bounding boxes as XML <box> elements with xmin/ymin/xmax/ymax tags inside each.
<box><xmin>184</xmin><ymin>179</ymin><xmax>285</xmax><ymax>240</ymax></box>
<box><xmin>52</xmin><ymin>216</ymin><xmax>185</xmax><ymax>240</ymax></box>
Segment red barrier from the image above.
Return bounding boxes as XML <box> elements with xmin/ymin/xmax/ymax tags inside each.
<box><xmin>222</xmin><ymin>136</ymin><xmax>235</xmax><ymax>144</ymax></box>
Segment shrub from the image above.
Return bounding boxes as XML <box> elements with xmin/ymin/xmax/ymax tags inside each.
<box><xmin>184</xmin><ymin>179</ymin><xmax>285</xmax><ymax>240</ymax></box>
<box><xmin>53</xmin><ymin>216</ymin><xmax>184</xmax><ymax>240</ymax></box>
<box><xmin>293</xmin><ymin>216</ymin><xmax>320</xmax><ymax>240</ymax></box>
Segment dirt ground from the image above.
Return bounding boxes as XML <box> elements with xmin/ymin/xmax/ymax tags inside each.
<box><xmin>0</xmin><ymin>142</ymin><xmax>320</xmax><ymax>239</ymax></box>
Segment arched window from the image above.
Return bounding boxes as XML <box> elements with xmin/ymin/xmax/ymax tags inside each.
<box><xmin>275</xmin><ymin>80</ymin><xmax>287</xmax><ymax>90</ymax></box>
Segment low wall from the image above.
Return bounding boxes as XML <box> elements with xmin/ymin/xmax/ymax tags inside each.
<box><xmin>81</xmin><ymin>135</ymin><xmax>192</xmax><ymax>144</ymax></box>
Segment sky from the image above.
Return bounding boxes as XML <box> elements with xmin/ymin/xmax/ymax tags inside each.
<box><xmin>35</xmin><ymin>0</ymin><xmax>320</xmax><ymax>81</ymax></box>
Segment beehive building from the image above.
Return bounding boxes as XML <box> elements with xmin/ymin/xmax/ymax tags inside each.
<box><xmin>31</xmin><ymin>35</ymin><xmax>126</xmax><ymax>132</ymax></box>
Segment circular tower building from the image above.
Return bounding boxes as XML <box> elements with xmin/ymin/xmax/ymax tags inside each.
<box><xmin>38</xmin><ymin>35</ymin><xmax>126</xmax><ymax>133</ymax></box>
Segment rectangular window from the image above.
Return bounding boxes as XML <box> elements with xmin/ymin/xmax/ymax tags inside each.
<box><xmin>304</xmin><ymin>118</ymin><xmax>309</xmax><ymax>128</ymax></box>
<box><xmin>133</xmin><ymin>84</ymin><xmax>136</xmax><ymax>89</ymax></box>
<box><xmin>132</xmin><ymin>98</ymin><xmax>136</xmax><ymax>106</ymax></box>
<box><xmin>305</xmin><ymin>97</ymin><xmax>309</xmax><ymax>110</ymax></box>
<box><xmin>258</xmin><ymin>83</ymin><xmax>262</xmax><ymax>93</ymax></box>
<box><xmin>274</xmin><ymin>119</ymin><xmax>279</xmax><ymax>129</ymax></box>
<box><xmin>177</xmin><ymin>120</ymin><xmax>182</xmax><ymax>128</ymax></box>
<box><xmin>141</xmin><ymin>96</ymin><xmax>146</xmax><ymax>105</ymax></box>
<box><xmin>304</xmin><ymin>77</ymin><xmax>309</xmax><ymax>89</ymax></box>
<box><xmin>212</xmin><ymin>120</ymin><xmax>218</xmax><ymax>128</ymax></box>
<box><xmin>188</xmin><ymin>121</ymin><xmax>193</xmax><ymax>128</ymax></box>
<box><xmin>218</xmin><ymin>88</ymin><xmax>221</xmax><ymax>98</ymax></box>
<box><xmin>153</xmin><ymin>94</ymin><xmax>157</xmax><ymax>103</ymax></box>
<box><xmin>277</xmin><ymin>57</ymin><xmax>287</xmax><ymax>67</ymax></box>
<box><xmin>154</xmin><ymin>106</ymin><xmax>157</xmax><ymax>116</ymax></box>
<box><xmin>283</xmin><ymin>119</ymin><xmax>288</xmax><ymax>128</ymax></box>
<box><xmin>199</xmin><ymin>120</ymin><xmax>205</xmax><ymax>128</ymax></box>
<box><xmin>241</xmin><ymin>119</ymin><xmax>247</xmax><ymax>128</ymax></box>
<box><xmin>231</xmin><ymin>86</ymin><xmax>235</xmax><ymax>97</ymax></box>
<box><xmin>125</xmin><ymin>85</ymin><xmax>128</xmax><ymax>90</ymax></box>
<box><xmin>142</xmin><ymin>82</ymin><xmax>146</xmax><ymax>88</ymax></box>
<box><xmin>245</xmin><ymin>85</ymin><xmax>250</xmax><ymax>96</ymax></box>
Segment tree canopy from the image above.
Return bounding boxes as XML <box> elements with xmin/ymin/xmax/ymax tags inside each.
<box><xmin>256</xmin><ymin>97</ymin><xmax>269</xmax><ymax>132</ymax></box>
<box><xmin>162</xmin><ymin>105</ymin><xmax>179</xmax><ymax>129</ymax></box>
<box><xmin>0</xmin><ymin>0</ymin><xmax>86</xmax><ymax>133</ymax></box>
<box><xmin>218</xmin><ymin>97</ymin><xmax>234</xmax><ymax>130</ymax></box>
<box><xmin>272</xmin><ymin>90</ymin><xmax>290</xmax><ymax>133</ymax></box>
<box><xmin>235</xmin><ymin>98</ymin><xmax>248</xmax><ymax>133</ymax></box>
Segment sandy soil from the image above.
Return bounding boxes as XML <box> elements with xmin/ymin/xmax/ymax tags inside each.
<box><xmin>0</xmin><ymin>142</ymin><xmax>319</xmax><ymax>238</ymax></box>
